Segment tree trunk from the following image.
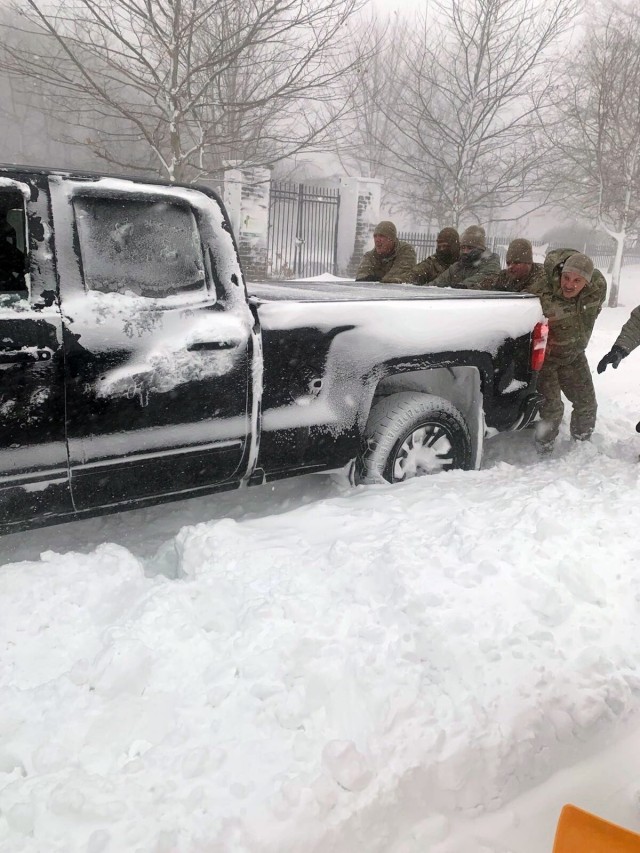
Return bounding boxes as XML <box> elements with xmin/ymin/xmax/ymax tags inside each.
<box><xmin>608</xmin><ymin>232</ymin><xmax>625</xmax><ymax>308</ymax></box>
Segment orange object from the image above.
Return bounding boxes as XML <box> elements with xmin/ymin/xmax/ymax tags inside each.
<box><xmin>553</xmin><ymin>804</ymin><xmax>640</xmax><ymax>852</ymax></box>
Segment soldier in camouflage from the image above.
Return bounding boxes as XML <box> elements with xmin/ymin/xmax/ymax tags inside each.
<box><xmin>430</xmin><ymin>225</ymin><xmax>501</xmax><ymax>288</ymax></box>
<box><xmin>597</xmin><ymin>305</ymin><xmax>640</xmax><ymax>433</ymax></box>
<box><xmin>597</xmin><ymin>306</ymin><xmax>640</xmax><ymax>371</ymax></box>
<box><xmin>355</xmin><ymin>221</ymin><xmax>417</xmax><ymax>284</ymax></box>
<box><xmin>468</xmin><ymin>238</ymin><xmax>545</xmax><ymax>293</ymax></box>
<box><xmin>534</xmin><ymin>249</ymin><xmax>607</xmax><ymax>453</ymax></box>
<box><xmin>409</xmin><ymin>227</ymin><xmax>459</xmax><ymax>285</ymax></box>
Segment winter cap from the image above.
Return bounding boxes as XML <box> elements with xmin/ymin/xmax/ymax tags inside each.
<box><xmin>437</xmin><ymin>227</ymin><xmax>459</xmax><ymax>247</ymax></box>
<box><xmin>373</xmin><ymin>220</ymin><xmax>397</xmax><ymax>241</ymax></box>
<box><xmin>460</xmin><ymin>225</ymin><xmax>486</xmax><ymax>250</ymax></box>
<box><xmin>506</xmin><ymin>238</ymin><xmax>533</xmax><ymax>264</ymax></box>
<box><xmin>562</xmin><ymin>252</ymin><xmax>593</xmax><ymax>283</ymax></box>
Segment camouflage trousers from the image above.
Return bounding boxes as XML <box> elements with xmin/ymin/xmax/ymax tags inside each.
<box><xmin>536</xmin><ymin>352</ymin><xmax>597</xmax><ymax>443</ymax></box>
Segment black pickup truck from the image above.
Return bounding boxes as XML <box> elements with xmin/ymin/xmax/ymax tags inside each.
<box><xmin>0</xmin><ymin>167</ymin><xmax>547</xmax><ymax>533</ymax></box>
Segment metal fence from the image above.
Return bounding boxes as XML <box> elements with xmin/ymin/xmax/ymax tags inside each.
<box><xmin>399</xmin><ymin>231</ymin><xmax>640</xmax><ymax>272</ymax></box>
<box><xmin>267</xmin><ymin>181</ymin><xmax>340</xmax><ymax>278</ymax></box>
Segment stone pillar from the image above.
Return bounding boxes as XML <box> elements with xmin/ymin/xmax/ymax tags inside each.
<box><xmin>222</xmin><ymin>166</ymin><xmax>242</xmax><ymax>239</ymax></box>
<box><xmin>223</xmin><ymin>165</ymin><xmax>271</xmax><ymax>281</ymax></box>
<box><xmin>337</xmin><ymin>176</ymin><xmax>383</xmax><ymax>277</ymax></box>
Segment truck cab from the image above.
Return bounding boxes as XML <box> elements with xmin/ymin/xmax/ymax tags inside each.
<box><xmin>0</xmin><ymin>168</ymin><xmax>257</xmax><ymax>531</ymax></box>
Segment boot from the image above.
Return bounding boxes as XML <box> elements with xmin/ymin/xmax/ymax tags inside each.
<box><xmin>535</xmin><ymin>439</ymin><xmax>554</xmax><ymax>456</ymax></box>
<box><xmin>534</xmin><ymin>419</ymin><xmax>555</xmax><ymax>455</ymax></box>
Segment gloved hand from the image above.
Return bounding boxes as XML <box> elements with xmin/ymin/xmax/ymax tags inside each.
<box><xmin>597</xmin><ymin>345</ymin><xmax>626</xmax><ymax>373</ymax></box>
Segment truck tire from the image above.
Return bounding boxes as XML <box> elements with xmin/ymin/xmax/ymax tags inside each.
<box><xmin>355</xmin><ymin>392</ymin><xmax>472</xmax><ymax>484</ymax></box>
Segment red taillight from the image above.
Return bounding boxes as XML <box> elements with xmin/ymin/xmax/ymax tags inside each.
<box><xmin>531</xmin><ymin>320</ymin><xmax>548</xmax><ymax>371</ymax></box>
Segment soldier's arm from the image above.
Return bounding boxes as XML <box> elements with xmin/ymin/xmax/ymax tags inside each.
<box><xmin>408</xmin><ymin>258</ymin><xmax>431</xmax><ymax>286</ymax></box>
<box><xmin>381</xmin><ymin>242</ymin><xmax>417</xmax><ymax>283</ymax></box>
<box><xmin>580</xmin><ymin>271</ymin><xmax>608</xmax><ymax>345</ymax></box>
<box><xmin>525</xmin><ymin>266</ymin><xmax>547</xmax><ymax>297</ymax></box>
<box><xmin>355</xmin><ymin>252</ymin><xmax>376</xmax><ymax>281</ymax></box>
<box><xmin>461</xmin><ymin>254</ymin><xmax>502</xmax><ymax>289</ymax></box>
<box><xmin>430</xmin><ymin>265</ymin><xmax>453</xmax><ymax>288</ymax></box>
<box><xmin>466</xmin><ymin>272</ymin><xmax>504</xmax><ymax>291</ymax></box>
<box><xmin>592</xmin><ymin>270</ymin><xmax>607</xmax><ymax>312</ymax></box>
<box><xmin>615</xmin><ymin>305</ymin><xmax>640</xmax><ymax>354</ymax></box>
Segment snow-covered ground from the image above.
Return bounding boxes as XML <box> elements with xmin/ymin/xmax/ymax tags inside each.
<box><xmin>2</xmin><ymin>271</ymin><xmax>640</xmax><ymax>852</ymax></box>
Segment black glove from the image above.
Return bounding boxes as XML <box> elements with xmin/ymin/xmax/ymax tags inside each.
<box><xmin>597</xmin><ymin>345</ymin><xmax>626</xmax><ymax>373</ymax></box>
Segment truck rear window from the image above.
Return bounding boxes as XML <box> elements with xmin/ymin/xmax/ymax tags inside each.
<box><xmin>0</xmin><ymin>188</ymin><xmax>28</xmax><ymax>298</ymax></box>
<box><xmin>73</xmin><ymin>196</ymin><xmax>207</xmax><ymax>299</ymax></box>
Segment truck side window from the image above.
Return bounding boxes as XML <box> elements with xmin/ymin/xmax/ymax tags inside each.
<box><xmin>73</xmin><ymin>196</ymin><xmax>208</xmax><ymax>299</ymax></box>
<box><xmin>0</xmin><ymin>189</ymin><xmax>28</xmax><ymax>297</ymax></box>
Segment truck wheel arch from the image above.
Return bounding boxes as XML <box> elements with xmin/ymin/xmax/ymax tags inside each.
<box><xmin>355</xmin><ymin>392</ymin><xmax>472</xmax><ymax>484</ymax></box>
<box><xmin>359</xmin><ymin>365</ymin><xmax>484</xmax><ymax>471</ymax></box>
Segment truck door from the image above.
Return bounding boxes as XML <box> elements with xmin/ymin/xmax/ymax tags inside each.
<box><xmin>0</xmin><ymin>180</ymin><xmax>71</xmax><ymax>529</ymax></box>
<box><xmin>50</xmin><ymin>177</ymin><xmax>254</xmax><ymax>511</ymax></box>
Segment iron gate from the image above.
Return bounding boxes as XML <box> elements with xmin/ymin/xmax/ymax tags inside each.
<box><xmin>267</xmin><ymin>181</ymin><xmax>340</xmax><ymax>278</ymax></box>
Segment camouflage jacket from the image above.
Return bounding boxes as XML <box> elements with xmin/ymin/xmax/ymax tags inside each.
<box><xmin>469</xmin><ymin>263</ymin><xmax>546</xmax><ymax>293</ymax></box>
<box><xmin>355</xmin><ymin>240</ymin><xmax>417</xmax><ymax>284</ymax></box>
<box><xmin>409</xmin><ymin>253</ymin><xmax>457</xmax><ymax>286</ymax></box>
<box><xmin>614</xmin><ymin>305</ymin><xmax>640</xmax><ymax>354</ymax></box>
<box><xmin>537</xmin><ymin>248</ymin><xmax>607</xmax><ymax>364</ymax></box>
<box><xmin>430</xmin><ymin>250</ymin><xmax>501</xmax><ymax>289</ymax></box>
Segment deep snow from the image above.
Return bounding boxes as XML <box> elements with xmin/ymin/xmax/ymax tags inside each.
<box><xmin>2</xmin><ymin>276</ymin><xmax>640</xmax><ymax>852</ymax></box>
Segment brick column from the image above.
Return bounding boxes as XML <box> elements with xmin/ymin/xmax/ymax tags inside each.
<box><xmin>222</xmin><ymin>166</ymin><xmax>242</xmax><ymax>239</ymax></box>
<box><xmin>336</xmin><ymin>177</ymin><xmax>383</xmax><ymax>277</ymax></box>
<box><xmin>223</xmin><ymin>165</ymin><xmax>271</xmax><ymax>281</ymax></box>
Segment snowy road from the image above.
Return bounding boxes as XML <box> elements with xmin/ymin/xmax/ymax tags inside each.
<box><xmin>1</xmin><ymin>304</ymin><xmax>640</xmax><ymax>852</ymax></box>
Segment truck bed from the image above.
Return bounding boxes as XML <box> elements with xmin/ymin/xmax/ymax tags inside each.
<box><xmin>247</xmin><ymin>279</ymin><xmax>537</xmax><ymax>303</ymax></box>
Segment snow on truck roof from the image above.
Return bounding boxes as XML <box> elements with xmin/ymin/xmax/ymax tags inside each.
<box><xmin>0</xmin><ymin>164</ymin><xmax>224</xmax><ymax>202</ymax></box>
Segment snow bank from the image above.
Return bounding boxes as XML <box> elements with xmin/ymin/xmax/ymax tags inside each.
<box><xmin>2</xmin><ymin>306</ymin><xmax>640</xmax><ymax>851</ymax></box>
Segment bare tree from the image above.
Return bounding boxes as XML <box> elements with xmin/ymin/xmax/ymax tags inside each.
<box><xmin>0</xmin><ymin>0</ymin><xmax>370</xmax><ymax>182</ymax></box>
<box><xmin>543</xmin><ymin>5</ymin><xmax>640</xmax><ymax>307</ymax></box>
<box><xmin>334</xmin><ymin>13</ymin><xmax>406</xmax><ymax>182</ymax></box>
<box><xmin>347</xmin><ymin>0</ymin><xmax>580</xmax><ymax>228</ymax></box>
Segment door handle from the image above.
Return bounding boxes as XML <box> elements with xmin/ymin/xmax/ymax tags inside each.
<box><xmin>186</xmin><ymin>340</ymin><xmax>237</xmax><ymax>352</ymax></box>
<box><xmin>0</xmin><ymin>347</ymin><xmax>53</xmax><ymax>364</ymax></box>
